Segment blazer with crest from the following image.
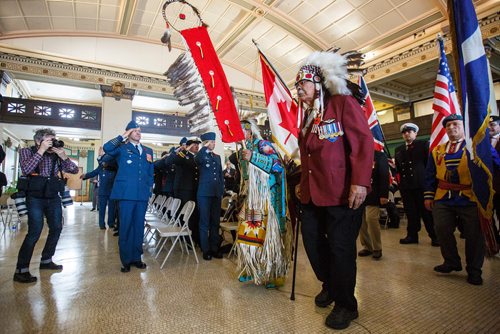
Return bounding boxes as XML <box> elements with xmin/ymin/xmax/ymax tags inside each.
<box><xmin>103</xmin><ymin>136</ymin><xmax>154</xmax><ymax>201</ymax></box>
<box><xmin>299</xmin><ymin>94</ymin><xmax>373</xmax><ymax>206</ymax></box>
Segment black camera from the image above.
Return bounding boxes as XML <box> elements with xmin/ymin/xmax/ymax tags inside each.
<box><xmin>51</xmin><ymin>138</ymin><xmax>64</xmax><ymax>148</ymax></box>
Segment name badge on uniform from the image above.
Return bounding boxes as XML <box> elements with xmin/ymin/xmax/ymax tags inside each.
<box><xmin>318</xmin><ymin>120</ymin><xmax>344</xmax><ymax>142</ymax></box>
<box><xmin>146</xmin><ymin>153</ymin><xmax>152</xmax><ymax>162</ymax></box>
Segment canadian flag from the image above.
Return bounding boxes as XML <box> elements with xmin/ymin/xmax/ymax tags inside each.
<box><xmin>259</xmin><ymin>52</ymin><xmax>300</xmax><ymax>162</ymax></box>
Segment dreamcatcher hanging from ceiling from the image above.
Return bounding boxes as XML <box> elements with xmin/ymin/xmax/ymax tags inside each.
<box><xmin>160</xmin><ymin>0</ymin><xmax>244</xmax><ymax>143</ymax></box>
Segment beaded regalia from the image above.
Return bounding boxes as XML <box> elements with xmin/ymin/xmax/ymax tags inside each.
<box><xmin>236</xmin><ymin>121</ymin><xmax>292</xmax><ymax>287</ymax></box>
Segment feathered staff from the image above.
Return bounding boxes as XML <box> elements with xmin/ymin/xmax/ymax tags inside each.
<box><xmin>160</xmin><ymin>0</ymin><xmax>244</xmax><ymax>142</ymax></box>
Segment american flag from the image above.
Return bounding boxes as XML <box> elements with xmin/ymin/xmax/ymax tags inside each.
<box><xmin>429</xmin><ymin>37</ymin><xmax>461</xmax><ymax>152</ymax></box>
<box><xmin>358</xmin><ymin>76</ymin><xmax>385</xmax><ymax>152</ymax></box>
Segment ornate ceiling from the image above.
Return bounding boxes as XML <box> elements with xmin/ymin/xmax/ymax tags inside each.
<box><xmin>0</xmin><ymin>0</ymin><xmax>498</xmax><ymax>113</ymax></box>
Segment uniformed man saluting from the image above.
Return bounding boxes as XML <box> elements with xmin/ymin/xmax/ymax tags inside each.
<box><xmin>171</xmin><ymin>136</ymin><xmax>201</xmax><ymax>246</ymax></box>
<box><xmin>103</xmin><ymin>120</ymin><xmax>154</xmax><ymax>273</ymax></box>
<box><xmin>395</xmin><ymin>123</ymin><xmax>438</xmax><ymax>246</ymax></box>
<box><xmin>194</xmin><ymin>132</ymin><xmax>224</xmax><ymax>260</ymax></box>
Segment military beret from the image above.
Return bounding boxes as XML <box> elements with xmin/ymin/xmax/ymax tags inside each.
<box><xmin>179</xmin><ymin>137</ymin><xmax>188</xmax><ymax>145</ymax></box>
<box><xmin>200</xmin><ymin>132</ymin><xmax>216</xmax><ymax>141</ymax></box>
<box><xmin>442</xmin><ymin>114</ymin><xmax>463</xmax><ymax>127</ymax></box>
<box><xmin>186</xmin><ymin>137</ymin><xmax>201</xmax><ymax>145</ymax></box>
<box><xmin>125</xmin><ymin>120</ymin><xmax>139</xmax><ymax>130</ymax></box>
<box><xmin>400</xmin><ymin>123</ymin><xmax>419</xmax><ymax>133</ymax></box>
<box><xmin>489</xmin><ymin>115</ymin><xmax>500</xmax><ymax>123</ymax></box>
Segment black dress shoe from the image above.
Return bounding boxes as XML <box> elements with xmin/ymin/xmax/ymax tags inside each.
<box><xmin>372</xmin><ymin>250</ymin><xmax>382</xmax><ymax>259</ymax></box>
<box><xmin>90</xmin><ymin>208</ymin><xmax>96</xmax><ymax>211</ymax></box>
<box><xmin>113</xmin><ymin>231</ymin><xmax>119</xmax><ymax>237</ymax></box>
<box><xmin>13</xmin><ymin>272</ymin><xmax>37</xmax><ymax>283</ymax></box>
<box><xmin>431</xmin><ymin>239</ymin><xmax>440</xmax><ymax>247</ymax></box>
<box><xmin>40</xmin><ymin>261</ymin><xmax>63</xmax><ymax>270</ymax></box>
<box><xmin>203</xmin><ymin>253</ymin><xmax>212</xmax><ymax>261</ymax></box>
<box><xmin>120</xmin><ymin>265</ymin><xmax>131</xmax><ymax>273</ymax></box>
<box><xmin>133</xmin><ymin>261</ymin><xmax>147</xmax><ymax>269</ymax></box>
<box><xmin>325</xmin><ymin>305</ymin><xmax>359</xmax><ymax>330</ymax></box>
<box><xmin>315</xmin><ymin>287</ymin><xmax>334</xmax><ymax>308</ymax></box>
<box><xmin>212</xmin><ymin>251</ymin><xmax>223</xmax><ymax>259</ymax></box>
<box><xmin>357</xmin><ymin>249</ymin><xmax>373</xmax><ymax>257</ymax></box>
<box><xmin>467</xmin><ymin>274</ymin><xmax>483</xmax><ymax>285</ymax></box>
<box><xmin>400</xmin><ymin>236</ymin><xmax>418</xmax><ymax>244</ymax></box>
<box><xmin>434</xmin><ymin>263</ymin><xmax>462</xmax><ymax>273</ymax></box>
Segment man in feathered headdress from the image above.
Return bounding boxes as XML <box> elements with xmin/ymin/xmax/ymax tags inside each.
<box><xmin>295</xmin><ymin>51</ymin><xmax>374</xmax><ymax>330</ymax></box>
<box><xmin>235</xmin><ymin>120</ymin><xmax>291</xmax><ymax>288</ymax></box>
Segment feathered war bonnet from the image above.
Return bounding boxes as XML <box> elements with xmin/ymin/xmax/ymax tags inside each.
<box><xmin>241</xmin><ymin>119</ymin><xmax>262</xmax><ymax>140</ymax></box>
<box><xmin>295</xmin><ymin>51</ymin><xmax>365</xmax><ymax>132</ymax></box>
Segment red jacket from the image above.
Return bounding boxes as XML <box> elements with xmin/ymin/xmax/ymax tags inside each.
<box><xmin>299</xmin><ymin>95</ymin><xmax>374</xmax><ymax>206</ymax></box>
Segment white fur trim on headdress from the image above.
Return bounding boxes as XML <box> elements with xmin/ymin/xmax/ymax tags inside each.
<box><xmin>299</xmin><ymin>51</ymin><xmax>351</xmax><ymax>96</ymax></box>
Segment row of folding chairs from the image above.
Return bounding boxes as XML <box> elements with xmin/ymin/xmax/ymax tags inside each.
<box><xmin>144</xmin><ymin>195</ymin><xmax>198</xmax><ymax>268</ymax></box>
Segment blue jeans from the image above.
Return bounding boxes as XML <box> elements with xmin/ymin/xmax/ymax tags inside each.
<box><xmin>16</xmin><ymin>196</ymin><xmax>63</xmax><ymax>272</ymax></box>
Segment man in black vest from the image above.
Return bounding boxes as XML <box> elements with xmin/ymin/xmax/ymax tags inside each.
<box><xmin>395</xmin><ymin>123</ymin><xmax>438</xmax><ymax>246</ymax></box>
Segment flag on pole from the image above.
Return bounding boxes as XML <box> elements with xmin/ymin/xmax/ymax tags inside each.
<box><xmin>448</xmin><ymin>0</ymin><xmax>498</xmax><ymax>255</ymax></box>
<box><xmin>429</xmin><ymin>37</ymin><xmax>461</xmax><ymax>152</ymax></box>
<box><xmin>257</xmin><ymin>48</ymin><xmax>300</xmax><ymax>162</ymax></box>
<box><xmin>358</xmin><ymin>76</ymin><xmax>385</xmax><ymax>152</ymax></box>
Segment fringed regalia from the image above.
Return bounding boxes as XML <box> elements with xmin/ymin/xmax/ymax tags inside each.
<box><xmin>236</xmin><ymin>139</ymin><xmax>292</xmax><ymax>286</ymax></box>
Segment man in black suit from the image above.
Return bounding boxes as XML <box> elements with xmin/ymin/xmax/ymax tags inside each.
<box><xmin>395</xmin><ymin>123</ymin><xmax>438</xmax><ymax>246</ymax></box>
<box><xmin>171</xmin><ymin>137</ymin><xmax>201</xmax><ymax>245</ymax></box>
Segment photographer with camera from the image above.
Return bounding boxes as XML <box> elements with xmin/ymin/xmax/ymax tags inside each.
<box><xmin>13</xmin><ymin>128</ymin><xmax>78</xmax><ymax>284</ymax></box>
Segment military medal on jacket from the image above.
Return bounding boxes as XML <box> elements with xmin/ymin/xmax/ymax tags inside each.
<box><xmin>317</xmin><ymin>119</ymin><xmax>344</xmax><ymax>142</ymax></box>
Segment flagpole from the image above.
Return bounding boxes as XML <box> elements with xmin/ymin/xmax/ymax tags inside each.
<box><xmin>290</xmin><ymin>217</ymin><xmax>300</xmax><ymax>301</ymax></box>
<box><xmin>252</xmin><ymin>39</ymin><xmax>296</xmax><ymax>99</ymax></box>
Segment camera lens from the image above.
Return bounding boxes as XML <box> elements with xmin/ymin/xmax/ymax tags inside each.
<box><xmin>51</xmin><ymin>139</ymin><xmax>64</xmax><ymax>148</ymax></box>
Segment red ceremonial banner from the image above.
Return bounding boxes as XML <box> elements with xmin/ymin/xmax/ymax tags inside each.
<box><xmin>180</xmin><ymin>26</ymin><xmax>244</xmax><ymax>143</ymax></box>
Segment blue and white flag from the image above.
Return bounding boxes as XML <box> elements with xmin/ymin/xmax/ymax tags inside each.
<box><xmin>448</xmin><ymin>0</ymin><xmax>498</xmax><ymax>255</ymax></box>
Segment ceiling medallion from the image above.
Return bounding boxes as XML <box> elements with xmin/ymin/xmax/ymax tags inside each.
<box><xmin>255</xmin><ymin>7</ymin><xmax>265</xmax><ymax>16</ymax></box>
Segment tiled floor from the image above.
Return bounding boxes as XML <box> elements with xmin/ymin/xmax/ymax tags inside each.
<box><xmin>0</xmin><ymin>203</ymin><xmax>499</xmax><ymax>333</ymax></box>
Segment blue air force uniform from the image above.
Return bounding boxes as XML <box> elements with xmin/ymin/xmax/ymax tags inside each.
<box><xmin>195</xmin><ymin>133</ymin><xmax>224</xmax><ymax>256</ymax></box>
<box><xmin>103</xmin><ymin>124</ymin><xmax>154</xmax><ymax>268</ymax></box>
<box><xmin>82</xmin><ymin>154</ymin><xmax>118</xmax><ymax>229</ymax></box>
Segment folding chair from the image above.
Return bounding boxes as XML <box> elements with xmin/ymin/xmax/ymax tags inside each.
<box><xmin>147</xmin><ymin>194</ymin><xmax>157</xmax><ymax>212</ymax></box>
<box><xmin>145</xmin><ymin>198</ymin><xmax>181</xmax><ymax>245</ymax></box>
<box><xmin>155</xmin><ymin>201</ymin><xmax>199</xmax><ymax>268</ymax></box>
<box><xmin>145</xmin><ymin>195</ymin><xmax>167</xmax><ymax>220</ymax></box>
<box><xmin>219</xmin><ymin>193</ymin><xmax>239</xmax><ymax>258</ymax></box>
<box><xmin>147</xmin><ymin>195</ymin><xmax>165</xmax><ymax>215</ymax></box>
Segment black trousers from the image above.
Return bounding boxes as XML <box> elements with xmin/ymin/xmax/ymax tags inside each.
<box><xmin>432</xmin><ymin>202</ymin><xmax>484</xmax><ymax>276</ymax></box>
<box><xmin>300</xmin><ymin>203</ymin><xmax>363</xmax><ymax>312</ymax></box>
<box><xmin>492</xmin><ymin>193</ymin><xmax>500</xmax><ymax>243</ymax></box>
<box><xmin>400</xmin><ymin>188</ymin><xmax>436</xmax><ymax>240</ymax></box>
